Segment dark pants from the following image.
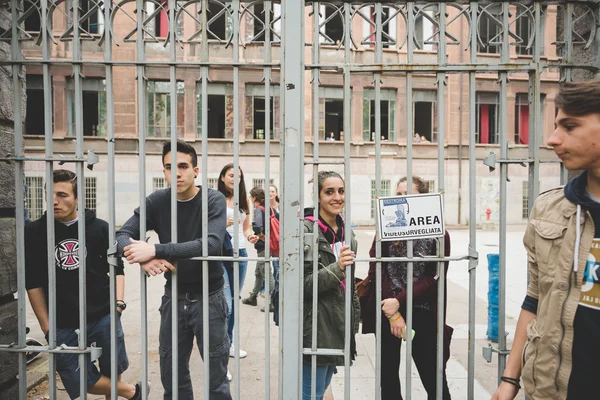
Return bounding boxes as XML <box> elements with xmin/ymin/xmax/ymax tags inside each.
<box><xmin>380</xmin><ymin>308</ymin><xmax>451</xmax><ymax>400</ymax></box>
<box><xmin>158</xmin><ymin>288</ymin><xmax>232</xmax><ymax>400</ymax></box>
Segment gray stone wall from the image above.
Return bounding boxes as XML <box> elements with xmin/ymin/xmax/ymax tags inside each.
<box><xmin>0</xmin><ymin>1</ymin><xmax>21</xmax><ymax>398</ymax></box>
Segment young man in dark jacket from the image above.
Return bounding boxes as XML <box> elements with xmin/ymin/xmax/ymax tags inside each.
<box><xmin>117</xmin><ymin>140</ymin><xmax>231</xmax><ymax>399</ymax></box>
<box><xmin>492</xmin><ymin>79</ymin><xmax>600</xmax><ymax>400</ymax></box>
<box><xmin>26</xmin><ymin>169</ymin><xmax>142</xmax><ymax>400</ymax></box>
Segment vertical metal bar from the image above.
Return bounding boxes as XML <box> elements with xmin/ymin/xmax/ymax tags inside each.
<box><xmin>436</xmin><ymin>3</ymin><xmax>447</xmax><ymax>399</ymax></box>
<box><xmin>563</xmin><ymin>4</ymin><xmax>573</xmax><ymax>83</ymax></box>
<box><xmin>374</xmin><ymin>3</ymin><xmax>383</xmax><ymax>398</ymax></box>
<box><xmin>528</xmin><ymin>2</ymin><xmax>541</xmax><ymax>214</ymax></box>
<box><xmin>104</xmin><ymin>0</ymin><xmax>118</xmax><ymax>397</ymax></box>
<box><xmin>37</xmin><ymin>0</ymin><xmax>58</xmax><ymax>395</ymax></box>
<box><xmin>168</xmin><ymin>0</ymin><xmax>179</xmax><ymax>395</ymax></box>
<box><xmin>467</xmin><ymin>3</ymin><xmax>478</xmax><ymax>399</ymax></box>
<box><xmin>232</xmin><ymin>1</ymin><xmax>241</xmax><ymax>398</ymax></box>
<box><xmin>310</xmin><ymin>3</ymin><xmax>320</xmax><ymax>399</ymax></box>
<box><xmin>405</xmin><ymin>3</ymin><xmax>415</xmax><ymax>399</ymax></box>
<box><xmin>71</xmin><ymin>0</ymin><xmax>89</xmax><ymax>396</ymax></box>
<box><xmin>135</xmin><ymin>0</ymin><xmax>150</xmax><ymax>397</ymax></box>
<box><xmin>497</xmin><ymin>0</ymin><xmax>510</xmax><ymax>382</ymax></box>
<box><xmin>281</xmin><ymin>0</ymin><xmax>305</xmax><ymax>398</ymax></box>
<box><xmin>11</xmin><ymin>0</ymin><xmax>27</xmax><ymax>397</ymax></box>
<box><xmin>200</xmin><ymin>1</ymin><xmax>210</xmax><ymax>398</ymax></box>
<box><xmin>258</xmin><ymin>0</ymin><xmax>273</xmax><ymax>396</ymax></box>
<box><xmin>342</xmin><ymin>2</ymin><xmax>352</xmax><ymax>397</ymax></box>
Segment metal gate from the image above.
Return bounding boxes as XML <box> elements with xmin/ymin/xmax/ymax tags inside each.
<box><xmin>1</xmin><ymin>0</ymin><xmax>599</xmax><ymax>399</ymax></box>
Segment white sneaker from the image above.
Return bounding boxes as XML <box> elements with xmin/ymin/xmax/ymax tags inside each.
<box><xmin>229</xmin><ymin>345</ymin><xmax>248</xmax><ymax>359</ymax></box>
<box><xmin>227</xmin><ymin>370</ymin><xmax>232</xmax><ymax>381</ymax></box>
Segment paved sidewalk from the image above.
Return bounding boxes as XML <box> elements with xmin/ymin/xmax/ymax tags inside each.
<box><xmin>26</xmin><ymin>227</ymin><xmax>528</xmax><ymax>399</ymax></box>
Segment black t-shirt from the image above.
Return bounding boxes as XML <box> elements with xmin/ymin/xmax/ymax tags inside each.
<box><xmin>25</xmin><ymin>210</ymin><xmax>124</xmax><ymax>328</ymax></box>
<box><xmin>568</xmin><ymin>206</ymin><xmax>600</xmax><ymax>398</ymax></box>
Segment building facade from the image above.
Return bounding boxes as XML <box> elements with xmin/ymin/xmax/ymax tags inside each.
<box><xmin>18</xmin><ymin>1</ymin><xmax>568</xmax><ymax>225</ymax></box>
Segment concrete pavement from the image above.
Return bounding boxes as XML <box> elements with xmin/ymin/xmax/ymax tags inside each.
<box><xmin>26</xmin><ymin>226</ymin><xmax>529</xmax><ymax>399</ymax></box>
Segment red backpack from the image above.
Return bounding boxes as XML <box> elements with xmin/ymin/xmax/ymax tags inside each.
<box><xmin>257</xmin><ymin>206</ymin><xmax>280</xmax><ymax>255</ymax></box>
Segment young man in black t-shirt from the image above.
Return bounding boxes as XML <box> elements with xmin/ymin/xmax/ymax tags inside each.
<box><xmin>26</xmin><ymin>169</ymin><xmax>142</xmax><ymax>400</ymax></box>
<box><xmin>117</xmin><ymin>140</ymin><xmax>231</xmax><ymax>399</ymax></box>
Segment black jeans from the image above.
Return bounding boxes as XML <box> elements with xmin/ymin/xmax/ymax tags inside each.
<box><xmin>158</xmin><ymin>288</ymin><xmax>232</xmax><ymax>400</ymax></box>
<box><xmin>380</xmin><ymin>308</ymin><xmax>451</xmax><ymax>400</ymax></box>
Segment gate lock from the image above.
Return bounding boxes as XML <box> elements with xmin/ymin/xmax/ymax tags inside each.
<box><xmin>482</xmin><ymin>343</ymin><xmax>511</xmax><ymax>363</ymax></box>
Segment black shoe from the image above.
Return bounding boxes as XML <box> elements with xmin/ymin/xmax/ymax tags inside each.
<box><xmin>130</xmin><ymin>381</ymin><xmax>151</xmax><ymax>400</ymax></box>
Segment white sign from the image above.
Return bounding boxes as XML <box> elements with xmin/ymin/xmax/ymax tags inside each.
<box><xmin>376</xmin><ymin>193</ymin><xmax>445</xmax><ymax>241</ymax></box>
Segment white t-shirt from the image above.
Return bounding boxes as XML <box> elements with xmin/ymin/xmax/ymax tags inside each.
<box><xmin>226</xmin><ymin>207</ymin><xmax>247</xmax><ymax>248</ymax></box>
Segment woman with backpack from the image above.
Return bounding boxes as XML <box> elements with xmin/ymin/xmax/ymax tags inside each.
<box><xmin>242</xmin><ymin>187</ymin><xmax>277</xmax><ymax>310</ymax></box>
<box><xmin>302</xmin><ymin>171</ymin><xmax>360</xmax><ymax>400</ymax></box>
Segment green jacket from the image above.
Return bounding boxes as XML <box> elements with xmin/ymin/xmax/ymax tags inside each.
<box><xmin>302</xmin><ymin>219</ymin><xmax>360</xmax><ymax>366</ymax></box>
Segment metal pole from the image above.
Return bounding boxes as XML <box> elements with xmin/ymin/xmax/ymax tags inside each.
<box><xmin>11</xmin><ymin>0</ymin><xmax>27</xmax><ymax>397</ymax></box>
<box><xmin>467</xmin><ymin>3</ymin><xmax>478</xmax><ymax>399</ymax></box>
<box><xmin>281</xmin><ymin>0</ymin><xmax>305</xmax><ymax>398</ymax></box>
<box><xmin>104</xmin><ymin>0</ymin><xmax>118</xmax><ymax>396</ymax></box>
<box><xmin>405</xmin><ymin>3</ymin><xmax>415</xmax><ymax>398</ymax></box>
<box><xmin>71</xmin><ymin>1</ymin><xmax>89</xmax><ymax>397</ymax></box>
<box><xmin>168</xmin><ymin>0</ymin><xmax>180</xmax><ymax>395</ymax></box>
<box><xmin>436</xmin><ymin>3</ymin><xmax>447</xmax><ymax>399</ymax></box>
<box><xmin>497</xmin><ymin>1</ymin><xmax>510</xmax><ymax>381</ymax></box>
<box><xmin>135</xmin><ymin>0</ymin><xmax>150</xmax><ymax>397</ymax></box>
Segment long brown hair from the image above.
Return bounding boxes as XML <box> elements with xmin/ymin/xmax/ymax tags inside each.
<box><xmin>218</xmin><ymin>163</ymin><xmax>249</xmax><ymax>213</ymax></box>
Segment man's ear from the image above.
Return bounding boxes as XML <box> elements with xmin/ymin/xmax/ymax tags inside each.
<box><xmin>194</xmin><ymin>166</ymin><xmax>200</xmax><ymax>178</ymax></box>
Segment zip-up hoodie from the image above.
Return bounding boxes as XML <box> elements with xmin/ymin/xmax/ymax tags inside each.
<box><xmin>563</xmin><ymin>171</ymin><xmax>600</xmax><ymax>398</ymax></box>
<box><xmin>25</xmin><ymin>210</ymin><xmax>124</xmax><ymax>328</ymax></box>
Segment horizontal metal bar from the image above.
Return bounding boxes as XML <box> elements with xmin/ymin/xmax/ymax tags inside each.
<box><xmin>0</xmin><ymin>345</ymin><xmax>100</xmax><ymax>355</ymax></box>
<box><xmin>354</xmin><ymin>254</ymin><xmax>473</xmax><ymax>263</ymax></box>
<box><xmin>302</xmin><ymin>348</ymin><xmax>345</xmax><ymax>356</ymax></box>
<box><xmin>0</xmin><ymin>156</ymin><xmax>89</xmax><ymax>163</ymax></box>
<box><xmin>320</xmin><ymin>63</ymin><xmax>599</xmax><ymax>73</ymax></box>
<box><xmin>187</xmin><ymin>256</ymin><xmax>279</xmax><ymax>262</ymax></box>
<box><xmin>0</xmin><ymin>59</ymin><xmax>281</xmax><ymax>68</ymax></box>
<box><xmin>303</xmin><ymin>160</ymin><xmax>346</xmax><ymax>165</ymax></box>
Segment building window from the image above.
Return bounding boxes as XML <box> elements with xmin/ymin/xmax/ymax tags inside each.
<box><xmin>317</xmin><ymin>87</ymin><xmax>347</xmax><ymax>141</ymax></box>
<box><xmin>85</xmin><ymin>177</ymin><xmax>97</xmax><ymax>211</ymax></box>
<box><xmin>25</xmin><ymin>75</ymin><xmax>51</xmax><ymax>135</ymax></box>
<box><xmin>476</xmin><ymin>92</ymin><xmax>499</xmax><ymax>144</ymax></box>
<box><xmin>244</xmin><ymin>85</ymin><xmax>281</xmax><ymax>140</ymax></box>
<box><xmin>252</xmin><ymin>178</ymin><xmax>274</xmax><ymax>190</ymax></box>
<box><xmin>414</xmin><ymin>8</ymin><xmax>436</xmax><ymax>51</ymax></box>
<box><xmin>24</xmin><ymin>0</ymin><xmax>41</xmax><ymax>32</ymax></box>
<box><xmin>153</xmin><ymin>177</ymin><xmax>167</xmax><ymax>191</ymax></box>
<box><xmin>67</xmin><ymin>78</ymin><xmax>107</xmax><ymax>137</ymax></box>
<box><xmin>147</xmin><ymin>80</ymin><xmax>184</xmax><ymax>138</ymax></box>
<box><xmin>25</xmin><ymin>176</ymin><xmax>44</xmax><ymax>221</ymax></box>
<box><xmin>515</xmin><ymin>6</ymin><xmax>545</xmax><ymax>56</ymax></box>
<box><xmin>413</xmin><ymin>91</ymin><xmax>438</xmax><ymax>143</ymax></box>
<box><xmin>478</xmin><ymin>4</ymin><xmax>502</xmax><ymax>54</ymax></box>
<box><xmin>362</xmin><ymin>5</ymin><xmax>397</xmax><ymax>49</ymax></box>
<box><xmin>318</xmin><ymin>4</ymin><xmax>344</xmax><ymax>45</ymax></box>
<box><xmin>514</xmin><ymin>93</ymin><xmax>545</xmax><ymax>145</ymax></box>
<box><xmin>67</xmin><ymin>0</ymin><xmax>105</xmax><ymax>35</ymax></box>
<box><xmin>522</xmin><ymin>180</ymin><xmax>529</xmax><ymax>219</ymax></box>
<box><xmin>251</xmin><ymin>2</ymin><xmax>280</xmax><ymax>42</ymax></box>
<box><xmin>371</xmin><ymin>179</ymin><xmax>391</xmax><ymax>219</ymax></box>
<box><xmin>363</xmin><ymin>89</ymin><xmax>396</xmax><ymax>142</ymax></box>
<box><xmin>196</xmin><ymin>83</ymin><xmax>233</xmax><ymax>139</ymax></box>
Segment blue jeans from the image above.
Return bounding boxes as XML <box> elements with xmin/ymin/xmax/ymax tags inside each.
<box><xmin>158</xmin><ymin>288</ymin><xmax>231</xmax><ymax>400</ymax></box>
<box><xmin>260</xmin><ymin>260</ymin><xmax>279</xmax><ymax>293</ymax></box>
<box><xmin>53</xmin><ymin>313</ymin><xmax>129</xmax><ymax>399</ymax></box>
<box><xmin>222</xmin><ymin>248</ymin><xmax>248</xmax><ymax>345</ymax></box>
<box><xmin>302</xmin><ymin>364</ymin><xmax>335</xmax><ymax>400</ymax></box>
